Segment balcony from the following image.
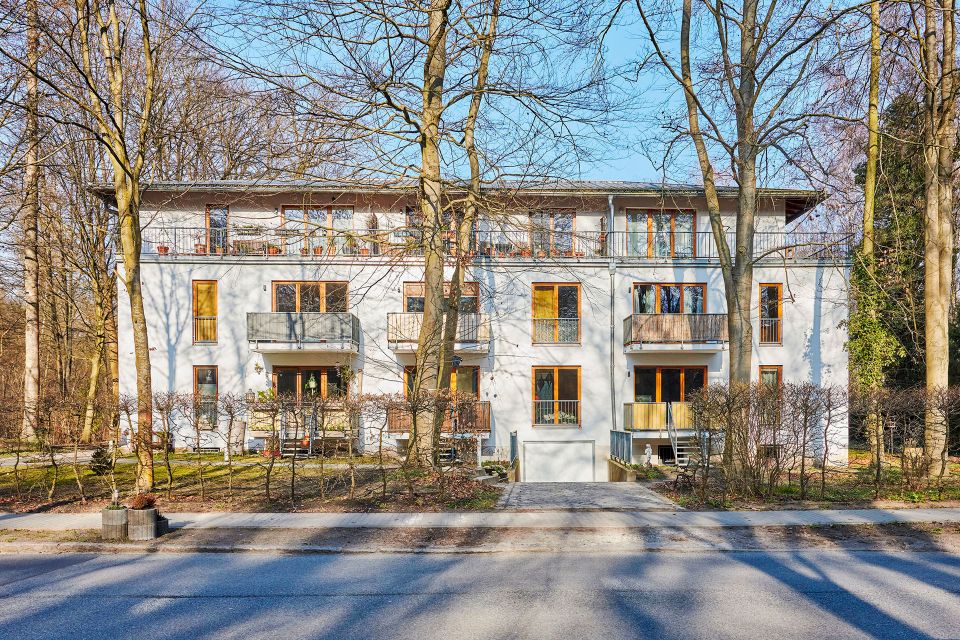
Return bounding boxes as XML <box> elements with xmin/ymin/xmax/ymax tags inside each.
<box><xmin>759</xmin><ymin>317</ymin><xmax>782</xmax><ymax>344</ymax></box>
<box><xmin>247</xmin><ymin>312</ymin><xmax>360</xmax><ymax>353</ymax></box>
<box><xmin>533</xmin><ymin>400</ymin><xmax>580</xmax><ymax>426</ymax></box>
<box><xmin>386</xmin><ymin>313</ymin><xmax>491</xmax><ymax>353</ymax></box>
<box><xmin>622</xmin><ymin>401</ymin><xmax>696</xmax><ymax>436</ymax></box>
<box><xmin>623</xmin><ymin>313</ymin><xmax>728</xmax><ymax>353</ymax></box>
<box><xmin>141</xmin><ymin>225</ymin><xmax>851</xmax><ymax>264</ymax></box>
<box><xmin>531</xmin><ymin>318</ymin><xmax>580</xmax><ymax>344</ymax></box>
<box><xmin>386</xmin><ymin>400</ymin><xmax>491</xmax><ymax>435</ymax></box>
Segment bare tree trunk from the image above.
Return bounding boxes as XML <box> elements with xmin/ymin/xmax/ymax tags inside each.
<box><xmin>411</xmin><ymin>0</ymin><xmax>453</xmax><ymax>467</ymax></box>
<box><xmin>22</xmin><ymin>0</ymin><xmax>40</xmax><ymax>442</ymax></box>
<box><xmin>920</xmin><ymin>0</ymin><xmax>956</xmax><ymax>477</ymax></box>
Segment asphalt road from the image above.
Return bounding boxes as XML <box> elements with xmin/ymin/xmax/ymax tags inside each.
<box><xmin>0</xmin><ymin>550</ymin><xmax>958</xmax><ymax>639</ymax></box>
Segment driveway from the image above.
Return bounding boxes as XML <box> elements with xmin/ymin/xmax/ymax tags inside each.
<box><xmin>496</xmin><ymin>481</ymin><xmax>679</xmax><ymax>511</ymax></box>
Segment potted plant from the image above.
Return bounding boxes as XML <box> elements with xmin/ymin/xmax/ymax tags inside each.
<box><xmin>101</xmin><ymin>491</ymin><xmax>128</xmax><ymax>541</ymax></box>
<box><xmin>128</xmin><ymin>493</ymin><xmax>161</xmax><ymax>541</ymax></box>
<box><xmin>359</xmin><ymin>245</ymin><xmax>370</xmax><ymax>256</ymax></box>
<box><xmin>327</xmin><ymin>244</ymin><xmax>337</xmax><ymax>256</ymax></box>
<box><xmin>537</xmin><ymin>249</ymin><xmax>546</xmax><ymax>258</ymax></box>
<box><xmin>520</xmin><ymin>246</ymin><xmax>532</xmax><ymax>258</ymax></box>
<box><xmin>157</xmin><ymin>243</ymin><xmax>170</xmax><ymax>255</ymax></box>
<box><xmin>267</xmin><ymin>244</ymin><xmax>282</xmax><ymax>256</ymax></box>
<box><xmin>194</xmin><ymin>243</ymin><xmax>207</xmax><ymax>255</ymax></box>
<box><xmin>312</xmin><ymin>244</ymin><xmax>325</xmax><ymax>256</ymax></box>
<box><xmin>300</xmin><ymin>247</ymin><xmax>310</xmax><ymax>256</ymax></box>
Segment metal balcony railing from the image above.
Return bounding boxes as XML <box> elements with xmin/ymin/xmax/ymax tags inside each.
<box><xmin>246</xmin><ymin>312</ymin><xmax>360</xmax><ymax>349</ymax></box>
<box><xmin>623</xmin><ymin>313</ymin><xmax>728</xmax><ymax>346</ymax></box>
<box><xmin>385</xmin><ymin>400</ymin><xmax>492</xmax><ymax>434</ymax></box>
<box><xmin>622</xmin><ymin>402</ymin><xmax>695</xmax><ymax>431</ymax></box>
<box><xmin>759</xmin><ymin>317</ymin><xmax>782</xmax><ymax>344</ymax></box>
<box><xmin>193</xmin><ymin>316</ymin><xmax>217</xmax><ymax>343</ymax></box>
<box><xmin>531</xmin><ymin>317</ymin><xmax>580</xmax><ymax>344</ymax></box>
<box><xmin>386</xmin><ymin>313</ymin><xmax>491</xmax><ymax>347</ymax></box>
<box><xmin>142</xmin><ymin>225</ymin><xmax>851</xmax><ymax>263</ymax></box>
<box><xmin>533</xmin><ymin>399</ymin><xmax>580</xmax><ymax>425</ymax></box>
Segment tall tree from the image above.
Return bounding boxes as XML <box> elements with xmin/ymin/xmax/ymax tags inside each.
<box><xmin>21</xmin><ymin>0</ymin><xmax>40</xmax><ymax>442</ymax></box>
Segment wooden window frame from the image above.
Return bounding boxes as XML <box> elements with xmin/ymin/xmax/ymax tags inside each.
<box><xmin>759</xmin><ymin>365</ymin><xmax>783</xmax><ymax>387</ymax></box>
<box><xmin>281</xmin><ymin>204</ymin><xmax>356</xmax><ymax>253</ymax></box>
<box><xmin>192</xmin><ymin>280</ymin><xmax>218</xmax><ymax>344</ymax></box>
<box><xmin>204</xmin><ymin>205</ymin><xmax>229</xmax><ymax>254</ymax></box>
<box><xmin>759</xmin><ymin>283</ymin><xmax>783</xmax><ymax>344</ymax></box>
<box><xmin>531</xmin><ymin>282</ymin><xmax>581</xmax><ymax>344</ymax></box>
<box><xmin>193</xmin><ymin>365</ymin><xmax>219</xmax><ymax>399</ymax></box>
<box><xmin>403</xmin><ymin>365</ymin><xmax>481</xmax><ymax>398</ymax></box>
<box><xmin>632</xmin><ymin>282</ymin><xmax>707</xmax><ymax>314</ymax></box>
<box><xmin>271</xmin><ymin>366</ymin><xmax>349</xmax><ymax>402</ymax></box>
<box><xmin>271</xmin><ymin>281</ymin><xmax>349</xmax><ymax>313</ymax></box>
<box><xmin>625</xmin><ymin>208</ymin><xmax>697</xmax><ymax>258</ymax></box>
<box><xmin>633</xmin><ymin>366</ymin><xmax>708</xmax><ymax>402</ymax></box>
<box><xmin>529</xmin><ymin>209</ymin><xmax>577</xmax><ymax>255</ymax></box>
<box><xmin>402</xmin><ymin>281</ymin><xmax>481</xmax><ymax>313</ymax></box>
<box><xmin>531</xmin><ymin>365</ymin><xmax>581</xmax><ymax>425</ymax></box>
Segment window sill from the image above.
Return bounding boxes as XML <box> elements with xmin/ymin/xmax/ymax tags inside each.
<box><xmin>532</xmin><ymin>423</ymin><xmax>582</xmax><ymax>428</ymax></box>
<box><xmin>193</xmin><ymin>341</ymin><xmax>218</xmax><ymax>346</ymax></box>
<box><xmin>531</xmin><ymin>341</ymin><xmax>582</xmax><ymax>347</ymax></box>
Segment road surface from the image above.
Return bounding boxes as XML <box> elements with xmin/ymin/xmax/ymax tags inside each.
<box><xmin>0</xmin><ymin>550</ymin><xmax>957</xmax><ymax>639</ymax></box>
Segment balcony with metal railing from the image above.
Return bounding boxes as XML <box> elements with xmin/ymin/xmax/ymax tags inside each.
<box><xmin>623</xmin><ymin>313</ymin><xmax>728</xmax><ymax>353</ymax></box>
<box><xmin>246</xmin><ymin>312</ymin><xmax>361</xmax><ymax>353</ymax></box>
<box><xmin>385</xmin><ymin>400</ymin><xmax>492</xmax><ymax>435</ymax></box>
<box><xmin>193</xmin><ymin>316</ymin><xmax>218</xmax><ymax>344</ymax></box>
<box><xmin>759</xmin><ymin>317</ymin><xmax>782</xmax><ymax>344</ymax></box>
<box><xmin>533</xmin><ymin>400</ymin><xmax>580</xmax><ymax>426</ymax></box>
<box><xmin>386</xmin><ymin>313</ymin><xmax>491</xmax><ymax>352</ymax></box>
<box><xmin>141</xmin><ymin>225</ymin><xmax>852</xmax><ymax>264</ymax></box>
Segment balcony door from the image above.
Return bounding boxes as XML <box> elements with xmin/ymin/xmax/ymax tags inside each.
<box><xmin>404</xmin><ymin>366</ymin><xmax>480</xmax><ymax>398</ymax></box>
<box><xmin>634</xmin><ymin>367</ymin><xmax>706</xmax><ymax>402</ymax></box>
<box><xmin>633</xmin><ymin>283</ymin><xmax>705</xmax><ymax>314</ymax></box>
<box><xmin>625</xmin><ymin>209</ymin><xmax>695</xmax><ymax>258</ymax></box>
<box><xmin>273</xmin><ymin>366</ymin><xmax>346</xmax><ymax>401</ymax></box>
<box><xmin>273</xmin><ymin>281</ymin><xmax>348</xmax><ymax>313</ymax></box>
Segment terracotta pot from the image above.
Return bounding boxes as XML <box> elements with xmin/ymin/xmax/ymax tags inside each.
<box><xmin>157</xmin><ymin>245</ymin><xmax>170</xmax><ymax>255</ymax></box>
<box><xmin>360</xmin><ymin>247</ymin><xmax>370</xmax><ymax>256</ymax></box>
<box><xmin>313</xmin><ymin>246</ymin><xmax>324</xmax><ymax>255</ymax></box>
<box><xmin>268</xmin><ymin>246</ymin><xmax>281</xmax><ymax>255</ymax></box>
<box><xmin>195</xmin><ymin>244</ymin><xmax>207</xmax><ymax>255</ymax></box>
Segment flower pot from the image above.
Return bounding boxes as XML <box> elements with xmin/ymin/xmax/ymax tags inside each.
<box><xmin>359</xmin><ymin>247</ymin><xmax>370</xmax><ymax>256</ymax></box>
<box><xmin>313</xmin><ymin>246</ymin><xmax>324</xmax><ymax>256</ymax></box>
<box><xmin>521</xmin><ymin>249</ymin><xmax>532</xmax><ymax>257</ymax></box>
<box><xmin>101</xmin><ymin>507</ymin><xmax>128</xmax><ymax>541</ymax></box>
<box><xmin>128</xmin><ymin>507</ymin><xmax>159</xmax><ymax>541</ymax></box>
<box><xmin>156</xmin><ymin>515</ymin><xmax>170</xmax><ymax>537</ymax></box>
<box><xmin>327</xmin><ymin>246</ymin><xmax>337</xmax><ymax>256</ymax></box>
<box><xmin>268</xmin><ymin>246</ymin><xmax>281</xmax><ymax>256</ymax></box>
<box><xmin>194</xmin><ymin>244</ymin><xmax>207</xmax><ymax>255</ymax></box>
<box><xmin>300</xmin><ymin>248</ymin><xmax>309</xmax><ymax>256</ymax></box>
<box><xmin>537</xmin><ymin>250</ymin><xmax>546</xmax><ymax>258</ymax></box>
<box><xmin>157</xmin><ymin>245</ymin><xmax>170</xmax><ymax>255</ymax></box>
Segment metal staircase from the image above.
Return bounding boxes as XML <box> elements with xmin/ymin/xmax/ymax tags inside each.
<box><xmin>665</xmin><ymin>404</ymin><xmax>701</xmax><ymax>468</ymax></box>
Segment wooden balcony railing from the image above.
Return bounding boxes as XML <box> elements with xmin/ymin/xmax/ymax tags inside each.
<box><xmin>622</xmin><ymin>402</ymin><xmax>695</xmax><ymax>430</ymax></box>
<box><xmin>386</xmin><ymin>400</ymin><xmax>492</xmax><ymax>434</ymax></box>
<box><xmin>623</xmin><ymin>313</ymin><xmax>728</xmax><ymax>346</ymax></box>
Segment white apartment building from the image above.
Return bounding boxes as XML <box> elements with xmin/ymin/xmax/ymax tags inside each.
<box><xmin>106</xmin><ymin>180</ymin><xmax>851</xmax><ymax>482</ymax></box>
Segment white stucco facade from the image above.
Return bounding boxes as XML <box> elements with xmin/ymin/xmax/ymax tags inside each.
<box><xmin>114</xmin><ymin>182</ymin><xmax>851</xmax><ymax>481</ymax></box>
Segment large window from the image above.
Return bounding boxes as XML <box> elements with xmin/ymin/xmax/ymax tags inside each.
<box><xmin>404</xmin><ymin>366</ymin><xmax>480</xmax><ymax>398</ymax></box>
<box><xmin>625</xmin><ymin>209</ymin><xmax>695</xmax><ymax>257</ymax></box>
<box><xmin>192</xmin><ymin>280</ymin><xmax>217</xmax><ymax>343</ymax></box>
<box><xmin>532</xmin><ymin>283</ymin><xmax>580</xmax><ymax>344</ymax></box>
<box><xmin>633</xmin><ymin>283</ymin><xmax>705</xmax><ymax>314</ymax></box>
<box><xmin>205</xmin><ymin>205</ymin><xmax>229</xmax><ymax>254</ymax></box>
<box><xmin>759</xmin><ymin>283</ymin><xmax>782</xmax><ymax>344</ymax></box>
<box><xmin>403</xmin><ymin>282</ymin><xmax>480</xmax><ymax>314</ymax></box>
<box><xmin>533</xmin><ymin>366</ymin><xmax>580</xmax><ymax>425</ymax></box>
<box><xmin>272</xmin><ymin>281</ymin><xmax>348</xmax><ymax>313</ymax></box>
<box><xmin>273</xmin><ymin>367</ymin><xmax>347</xmax><ymax>402</ymax></box>
<box><xmin>282</xmin><ymin>205</ymin><xmax>355</xmax><ymax>255</ymax></box>
<box><xmin>193</xmin><ymin>365</ymin><xmax>218</xmax><ymax>426</ymax></box>
<box><xmin>530</xmin><ymin>210</ymin><xmax>575</xmax><ymax>256</ymax></box>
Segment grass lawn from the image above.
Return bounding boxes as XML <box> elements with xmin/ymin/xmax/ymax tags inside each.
<box><xmin>0</xmin><ymin>453</ymin><xmax>501</xmax><ymax>513</ymax></box>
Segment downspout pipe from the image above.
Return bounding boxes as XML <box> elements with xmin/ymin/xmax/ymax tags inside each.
<box><xmin>608</xmin><ymin>195</ymin><xmax>618</xmax><ymax>434</ymax></box>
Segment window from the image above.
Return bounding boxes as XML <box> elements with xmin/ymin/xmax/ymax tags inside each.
<box><xmin>625</xmin><ymin>209</ymin><xmax>695</xmax><ymax>257</ymax></box>
<box><xmin>533</xmin><ymin>366</ymin><xmax>580</xmax><ymax>425</ymax></box>
<box><xmin>530</xmin><ymin>210</ymin><xmax>575</xmax><ymax>256</ymax></box>
<box><xmin>273</xmin><ymin>367</ymin><xmax>348</xmax><ymax>402</ymax></box>
<box><xmin>404</xmin><ymin>366</ymin><xmax>480</xmax><ymax>398</ymax></box>
<box><xmin>192</xmin><ymin>281</ymin><xmax>217</xmax><ymax>343</ymax></box>
<box><xmin>403</xmin><ymin>282</ymin><xmax>480</xmax><ymax>314</ymax></box>
<box><xmin>633</xmin><ymin>283</ymin><xmax>705</xmax><ymax>314</ymax></box>
<box><xmin>282</xmin><ymin>205</ymin><xmax>355</xmax><ymax>255</ymax></box>
<box><xmin>759</xmin><ymin>365</ymin><xmax>783</xmax><ymax>387</ymax></box>
<box><xmin>759</xmin><ymin>366</ymin><xmax>783</xmax><ymax>426</ymax></box>
<box><xmin>759</xmin><ymin>283</ymin><xmax>782</xmax><ymax>344</ymax></box>
<box><xmin>205</xmin><ymin>205</ymin><xmax>229</xmax><ymax>254</ymax></box>
<box><xmin>633</xmin><ymin>366</ymin><xmax>705</xmax><ymax>430</ymax></box>
<box><xmin>532</xmin><ymin>283</ymin><xmax>580</xmax><ymax>343</ymax></box>
<box><xmin>272</xmin><ymin>281</ymin><xmax>348</xmax><ymax>313</ymax></box>
<box><xmin>193</xmin><ymin>366</ymin><xmax>218</xmax><ymax>426</ymax></box>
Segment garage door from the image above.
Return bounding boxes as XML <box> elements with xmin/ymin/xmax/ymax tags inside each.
<box><xmin>523</xmin><ymin>440</ymin><xmax>595</xmax><ymax>482</ymax></box>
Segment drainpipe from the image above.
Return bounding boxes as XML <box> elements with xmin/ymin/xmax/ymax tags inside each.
<box><xmin>608</xmin><ymin>195</ymin><xmax>618</xmax><ymax>434</ymax></box>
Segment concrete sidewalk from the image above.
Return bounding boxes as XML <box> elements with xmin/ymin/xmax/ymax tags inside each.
<box><xmin>3</xmin><ymin>507</ymin><xmax>960</xmax><ymax>531</ymax></box>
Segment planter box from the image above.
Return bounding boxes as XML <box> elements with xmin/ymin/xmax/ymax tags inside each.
<box><xmin>156</xmin><ymin>515</ymin><xmax>170</xmax><ymax>537</ymax></box>
<box><xmin>101</xmin><ymin>507</ymin><xmax>128</xmax><ymax>540</ymax></box>
<box><xmin>128</xmin><ymin>508</ymin><xmax>159</xmax><ymax>540</ymax></box>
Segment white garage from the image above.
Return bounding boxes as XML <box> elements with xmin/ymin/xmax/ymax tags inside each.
<box><xmin>523</xmin><ymin>440</ymin><xmax>596</xmax><ymax>482</ymax></box>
